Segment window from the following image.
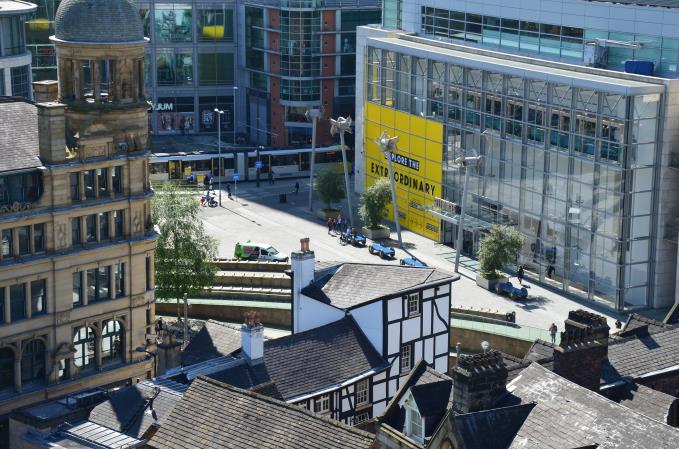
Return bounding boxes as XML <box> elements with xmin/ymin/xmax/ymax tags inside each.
<box><xmin>154</xmin><ymin>5</ymin><xmax>193</xmax><ymax>43</ymax></box>
<box><xmin>156</xmin><ymin>50</ymin><xmax>193</xmax><ymax>86</ymax></box>
<box><xmin>70</xmin><ymin>173</ymin><xmax>80</xmax><ymax>200</ymax></box>
<box><xmin>33</xmin><ymin>224</ymin><xmax>45</xmax><ymax>253</ymax></box>
<box><xmin>30</xmin><ymin>280</ymin><xmax>46</xmax><ymax>316</ymax></box>
<box><xmin>87</xmin><ymin>266</ymin><xmax>110</xmax><ymax>303</ymax></box>
<box><xmin>72</xmin><ymin>217</ymin><xmax>81</xmax><ymax>245</ymax></box>
<box><xmin>407</xmin><ymin>293</ymin><xmax>420</xmax><ymax>316</ymax></box>
<box><xmin>10</xmin><ymin>284</ymin><xmax>25</xmax><ymax>321</ymax></box>
<box><xmin>406</xmin><ymin>404</ymin><xmax>424</xmax><ymax>441</ymax></box>
<box><xmin>72</xmin><ymin>272</ymin><xmax>82</xmax><ymax>306</ymax></box>
<box><xmin>73</xmin><ymin>326</ymin><xmax>96</xmax><ymax>370</ymax></box>
<box><xmin>400</xmin><ymin>344</ymin><xmax>412</xmax><ymax>372</ymax></box>
<box><xmin>355</xmin><ymin>379</ymin><xmax>369</xmax><ymax>406</ymax></box>
<box><xmin>83</xmin><ymin>170</ymin><xmax>95</xmax><ymax>199</ymax></box>
<box><xmin>99</xmin><ymin>212</ymin><xmax>109</xmax><ymax>241</ymax></box>
<box><xmin>101</xmin><ymin>320</ymin><xmax>123</xmax><ymax>364</ymax></box>
<box><xmin>17</xmin><ymin>226</ymin><xmax>30</xmax><ymax>255</ymax></box>
<box><xmin>21</xmin><ymin>339</ymin><xmax>45</xmax><ymax>386</ymax></box>
<box><xmin>114</xmin><ymin>210</ymin><xmax>124</xmax><ymax>239</ymax></box>
<box><xmin>114</xmin><ymin>263</ymin><xmax>125</xmax><ymax>297</ymax></box>
<box><xmin>198</xmin><ymin>53</ymin><xmax>234</xmax><ymax>86</ymax></box>
<box><xmin>0</xmin><ymin>348</ymin><xmax>14</xmax><ymax>389</ymax></box>
<box><xmin>355</xmin><ymin>412</ymin><xmax>370</xmax><ymax>425</ymax></box>
<box><xmin>146</xmin><ymin>255</ymin><xmax>152</xmax><ymax>291</ymax></box>
<box><xmin>10</xmin><ymin>65</ymin><xmax>30</xmax><ymax>99</ymax></box>
<box><xmin>112</xmin><ymin>166</ymin><xmax>123</xmax><ymax>194</ymax></box>
<box><xmin>97</xmin><ymin>168</ymin><xmax>108</xmax><ymax>196</ymax></box>
<box><xmin>86</xmin><ymin>215</ymin><xmax>96</xmax><ymax>242</ymax></box>
<box><xmin>314</xmin><ymin>394</ymin><xmax>330</xmax><ymax>413</ymax></box>
<box><xmin>2</xmin><ymin>229</ymin><xmax>12</xmax><ymax>258</ymax></box>
<box><xmin>198</xmin><ymin>8</ymin><xmax>234</xmax><ymax>41</ymax></box>
<box><xmin>0</xmin><ymin>287</ymin><xmax>4</xmax><ymax>323</ymax></box>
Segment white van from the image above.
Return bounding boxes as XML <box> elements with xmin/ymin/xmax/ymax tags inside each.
<box><xmin>234</xmin><ymin>241</ymin><xmax>288</xmax><ymax>262</ymax></box>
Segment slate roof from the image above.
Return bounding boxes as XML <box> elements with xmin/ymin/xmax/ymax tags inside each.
<box><xmin>452</xmin><ymin>403</ymin><xmax>535</xmax><ymax>449</ymax></box>
<box><xmin>522</xmin><ymin>339</ymin><xmax>555</xmax><ymax>364</ymax></box>
<box><xmin>607</xmin><ymin>383</ymin><xmax>678</xmax><ymax>425</ymax></box>
<box><xmin>602</xmin><ymin>326</ymin><xmax>679</xmax><ymax>385</ymax></box>
<box><xmin>619</xmin><ymin>313</ymin><xmax>671</xmax><ymax>337</ymax></box>
<box><xmin>62</xmin><ymin>421</ymin><xmax>144</xmax><ymax>449</ymax></box>
<box><xmin>88</xmin><ymin>381</ymin><xmax>183</xmax><ymax>439</ymax></box>
<box><xmin>302</xmin><ymin>263</ymin><xmax>457</xmax><ymax>309</ymax></box>
<box><xmin>180</xmin><ymin>320</ymin><xmax>247</xmax><ymax>366</ymax></box>
<box><xmin>499</xmin><ymin>363</ymin><xmax>679</xmax><ymax>448</ymax></box>
<box><xmin>55</xmin><ymin>0</ymin><xmax>144</xmax><ymax>43</ymax></box>
<box><xmin>381</xmin><ymin>360</ymin><xmax>454</xmax><ymax>439</ymax></box>
<box><xmin>148</xmin><ymin>376</ymin><xmax>375</xmax><ymax>449</ymax></box>
<box><xmin>208</xmin><ymin>317</ymin><xmax>388</xmax><ymax>400</ymax></box>
<box><xmin>0</xmin><ymin>98</ymin><xmax>41</xmax><ymax>173</ymax></box>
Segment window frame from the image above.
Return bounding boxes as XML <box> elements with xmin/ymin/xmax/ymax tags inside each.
<box><xmin>407</xmin><ymin>292</ymin><xmax>420</xmax><ymax>317</ymax></box>
<box><xmin>30</xmin><ymin>279</ymin><xmax>46</xmax><ymax>316</ymax></box>
<box><xmin>314</xmin><ymin>394</ymin><xmax>330</xmax><ymax>414</ymax></box>
<box><xmin>355</xmin><ymin>378</ymin><xmax>369</xmax><ymax>407</ymax></box>
<box><xmin>400</xmin><ymin>344</ymin><xmax>413</xmax><ymax>373</ymax></box>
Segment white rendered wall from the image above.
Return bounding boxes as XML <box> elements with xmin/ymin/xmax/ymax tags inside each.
<box><xmin>296</xmin><ymin>294</ymin><xmax>345</xmax><ymax>333</ymax></box>
<box><xmin>351</xmin><ymin>301</ymin><xmax>384</xmax><ymax>354</ymax></box>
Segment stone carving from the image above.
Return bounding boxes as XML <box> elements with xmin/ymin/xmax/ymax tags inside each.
<box><xmin>132</xmin><ymin>294</ymin><xmax>147</xmax><ymax>307</ymax></box>
<box><xmin>0</xmin><ymin>202</ymin><xmax>32</xmax><ymax>215</ymax></box>
<box><xmin>55</xmin><ymin>311</ymin><xmax>71</xmax><ymax>325</ymax></box>
<box><xmin>56</xmin><ymin>223</ymin><xmax>67</xmax><ymax>249</ymax></box>
<box><xmin>133</xmin><ymin>210</ymin><xmax>142</xmax><ymax>233</ymax></box>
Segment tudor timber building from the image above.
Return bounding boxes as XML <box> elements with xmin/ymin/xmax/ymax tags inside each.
<box><xmin>0</xmin><ymin>0</ymin><xmax>157</xmax><ymax>443</ymax></box>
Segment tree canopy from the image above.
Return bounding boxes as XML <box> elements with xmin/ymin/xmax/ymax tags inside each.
<box><xmin>152</xmin><ymin>183</ymin><xmax>217</xmax><ymax>314</ymax></box>
<box><xmin>477</xmin><ymin>225</ymin><xmax>526</xmax><ymax>278</ymax></box>
<box><xmin>315</xmin><ymin>166</ymin><xmax>346</xmax><ymax>210</ymax></box>
<box><xmin>359</xmin><ymin>178</ymin><xmax>391</xmax><ymax>229</ymax></box>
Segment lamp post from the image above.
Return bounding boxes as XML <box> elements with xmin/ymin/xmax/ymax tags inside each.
<box><xmin>374</xmin><ymin>131</ymin><xmax>403</xmax><ymax>247</ymax></box>
<box><xmin>214</xmin><ymin>108</ymin><xmax>224</xmax><ymax>207</ymax></box>
<box><xmin>453</xmin><ymin>153</ymin><xmax>483</xmax><ymax>273</ymax></box>
<box><xmin>256</xmin><ymin>145</ymin><xmax>263</xmax><ymax>188</ymax></box>
<box><xmin>329</xmin><ymin>116</ymin><xmax>355</xmax><ymax>227</ymax></box>
<box><xmin>305</xmin><ymin>109</ymin><xmax>321</xmax><ymax>211</ymax></box>
<box><xmin>136</xmin><ymin>346</ymin><xmax>157</xmax><ymax>378</ymax></box>
<box><xmin>232</xmin><ymin>87</ymin><xmax>239</xmax><ymax>184</ymax></box>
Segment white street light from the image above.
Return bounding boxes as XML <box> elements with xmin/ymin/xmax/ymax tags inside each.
<box><xmin>329</xmin><ymin>116</ymin><xmax>355</xmax><ymax>228</ymax></box>
<box><xmin>453</xmin><ymin>136</ymin><xmax>484</xmax><ymax>273</ymax></box>
<box><xmin>305</xmin><ymin>109</ymin><xmax>322</xmax><ymax>211</ymax></box>
<box><xmin>214</xmin><ymin>108</ymin><xmax>225</xmax><ymax>207</ymax></box>
<box><xmin>374</xmin><ymin>131</ymin><xmax>403</xmax><ymax>248</ymax></box>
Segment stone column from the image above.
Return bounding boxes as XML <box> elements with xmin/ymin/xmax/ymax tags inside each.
<box><xmin>25</xmin><ymin>281</ymin><xmax>32</xmax><ymax>319</ymax></box>
<box><xmin>14</xmin><ymin>356</ymin><xmax>21</xmax><ymax>392</ymax></box>
<box><xmin>108</xmin><ymin>169</ymin><xmax>114</xmax><ymax>198</ymax></box>
<box><xmin>73</xmin><ymin>60</ymin><xmax>82</xmax><ymax>102</ymax></box>
<box><xmin>92</xmin><ymin>59</ymin><xmax>101</xmax><ymax>103</ymax></box>
<box><xmin>137</xmin><ymin>59</ymin><xmax>145</xmax><ymax>99</ymax></box>
<box><xmin>4</xmin><ymin>288</ymin><xmax>10</xmax><ymax>324</ymax></box>
<box><xmin>109</xmin><ymin>60</ymin><xmax>117</xmax><ymax>102</ymax></box>
<box><xmin>95</xmin><ymin>332</ymin><xmax>102</xmax><ymax>371</ymax></box>
<box><xmin>81</xmin><ymin>271</ymin><xmax>88</xmax><ymax>306</ymax></box>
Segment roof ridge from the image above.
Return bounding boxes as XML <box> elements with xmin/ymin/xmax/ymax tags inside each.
<box><xmin>195</xmin><ymin>375</ymin><xmax>375</xmax><ymax>440</ymax></box>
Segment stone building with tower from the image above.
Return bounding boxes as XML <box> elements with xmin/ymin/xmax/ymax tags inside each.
<box><xmin>0</xmin><ymin>0</ymin><xmax>157</xmax><ymax>445</ymax></box>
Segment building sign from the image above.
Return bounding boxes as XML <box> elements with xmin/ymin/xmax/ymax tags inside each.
<box><xmin>364</xmin><ymin>102</ymin><xmax>443</xmax><ymax>241</ymax></box>
<box><xmin>433</xmin><ymin>197</ymin><xmax>459</xmax><ymax>215</ymax></box>
<box><xmin>152</xmin><ymin>102</ymin><xmax>174</xmax><ymax>111</ymax></box>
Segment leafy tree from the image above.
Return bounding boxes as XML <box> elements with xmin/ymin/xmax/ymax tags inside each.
<box><xmin>315</xmin><ymin>166</ymin><xmax>346</xmax><ymax>210</ymax></box>
<box><xmin>152</xmin><ymin>183</ymin><xmax>217</xmax><ymax>318</ymax></box>
<box><xmin>359</xmin><ymin>178</ymin><xmax>391</xmax><ymax>229</ymax></box>
<box><xmin>477</xmin><ymin>225</ymin><xmax>526</xmax><ymax>278</ymax></box>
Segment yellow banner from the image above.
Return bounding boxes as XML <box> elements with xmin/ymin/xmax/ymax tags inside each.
<box><xmin>364</xmin><ymin>102</ymin><xmax>443</xmax><ymax>241</ymax></box>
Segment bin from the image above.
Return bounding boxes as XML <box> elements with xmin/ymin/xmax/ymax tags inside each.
<box><xmin>279</xmin><ymin>193</ymin><xmax>287</xmax><ymax>203</ymax></box>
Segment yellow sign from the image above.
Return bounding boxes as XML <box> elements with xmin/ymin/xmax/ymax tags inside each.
<box><xmin>364</xmin><ymin>102</ymin><xmax>443</xmax><ymax>241</ymax></box>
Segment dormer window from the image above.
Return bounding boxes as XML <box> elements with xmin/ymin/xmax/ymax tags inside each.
<box><xmin>314</xmin><ymin>394</ymin><xmax>330</xmax><ymax>414</ymax></box>
<box><xmin>406</xmin><ymin>404</ymin><xmax>424</xmax><ymax>442</ymax></box>
<box><xmin>407</xmin><ymin>293</ymin><xmax>420</xmax><ymax>316</ymax></box>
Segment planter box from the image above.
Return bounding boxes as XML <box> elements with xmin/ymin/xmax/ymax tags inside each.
<box><xmin>362</xmin><ymin>226</ymin><xmax>390</xmax><ymax>240</ymax></box>
<box><xmin>476</xmin><ymin>274</ymin><xmax>508</xmax><ymax>291</ymax></box>
<box><xmin>315</xmin><ymin>208</ymin><xmax>341</xmax><ymax>221</ymax></box>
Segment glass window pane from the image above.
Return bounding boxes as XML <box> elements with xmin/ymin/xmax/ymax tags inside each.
<box><xmin>2</xmin><ymin>229</ymin><xmax>12</xmax><ymax>258</ymax></box>
<box><xmin>18</xmin><ymin>226</ymin><xmax>30</xmax><ymax>255</ymax></box>
<box><xmin>83</xmin><ymin>170</ymin><xmax>95</xmax><ymax>199</ymax></box>
<box><xmin>99</xmin><ymin>212</ymin><xmax>109</xmax><ymax>241</ymax></box>
<box><xmin>86</xmin><ymin>215</ymin><xmax>96</xmax><ymax>242</ymax></box>
<box><xmin>10</xmin><ymin>284</ymin><xmax>25</xmax><ymax>321</ymax></box>
<box><xmin>33</xmin><ymin>223</ymin><xmax>45</xmax><ymax>253</ymax></box>
<box><xmin>30</xmin><ymin>279</ymin><xmax>46</xmax><ymax>315</ymax></box>
<box><xmin>73</xmin><ymin>272</ymin><xmax>82</xmax><ymax>307</ymax></box>
<box><xmin>154</xmin><ymin>5</ymin><xmax>193</xmax><ymax>43</ymax></box>
<box><xmin>198</xmin><ymin>53</ymin><xmax>234</xmax><ymax>86</ymax></box>
<box><xmin>87</xmin><ymin>269</ymin><xmax>96</xmax><ymax>303</ymax></box>
<box><xmin>72</xmin><ymin>217</ymin><xmax>81</xmax><ymax>245</ymax></box>
<box><xmin>156</xmin><ymin>50</ymin><xmax>193</xmax><ymax>86</ymax></box>
<box><xmin>97</xmin><ymin>168</ymin><xmax>108</xmax><ymax>195</ymax></box>
<box><xmin>98</xmin><ymin>266</ymin><xmax>110</xmax><ymax>300</ymax></box>
<box><xmin>198</xmin><ymin>8</ymin><xmax>233</xmax><ymax>41</ymax></box>
<box><xmin>70</xmin><ymin>173</ymin><xmax>80</xmax><ymax>200</ymax></box>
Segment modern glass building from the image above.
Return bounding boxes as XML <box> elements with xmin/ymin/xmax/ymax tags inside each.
<box><xmin>0</xmin><ymin>1</ymin><xmax>36</xmax><ymax>99</ymax></box>
<box><xmin>356</xmin><ymin>0</ymin><xmax>679</xmax><ymax>311</ymax></box>
<box><xmin>24</xmin><ymin>0</ymin><xmax>60</xmax><ymax>82</ymax></box>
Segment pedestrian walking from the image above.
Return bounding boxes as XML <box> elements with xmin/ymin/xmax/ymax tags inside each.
<box><xmin>549</xmin><ymin>322</ymin><xmax>557</xmax><ymax>344</ymax></box>
<box><xmin>268</xmin><ymin>171</ymin><xmax>274</xmax><ymax>185</ymax></box>
<box><xmin>615</xmin><ymin>319</ymin><xmax>622</xmax><ymax>329</ymax></box>
<box><xmin>226</xmin><ymin>183</ymin><xmax>231</xmax><ymax>199</ymax></box>
<box><xmin>331</xmin><ymin>218</ymin><xmax>338</xmax><ymax>234</ymax></box>
<box><xmin>517</xmin><ymin>265</ymin><xmax>525</xmax><ymax>285</ymax></box>
<box><xmin>327</xmin><ymin>217</ymin><xmax>332</xmax><ymax>234</ymax></box>
<box><xmin>294</xmin><ymin>181</ymin><xmax>300</xmax><ymax>195</ymax></box>
<box><xmin>547</xmin><ymin>265</ymin><xmax>555</xmax><ymax>279</ymax></box>
<box><xmin>208</xmin><ymin>177</ymin><xmax>213</xmax><ymax>191</ymax></box>
<box><xmin>336</xmin><ymin>216</ymin><xmax>342</xmax><ymax>234</ymax></box>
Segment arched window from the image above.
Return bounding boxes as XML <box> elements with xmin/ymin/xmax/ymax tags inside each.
<box><xmin>21</xmin><ymin>340</ymin><xmax>46</xmax><ymax>386</ymax></box>
<box><xmin>0</xmin><ymin>348</ymin><xmax>14</xmax><ymax>389</ymax></box>
<box><xmin>101</xmin><ymin>320</ymin><xmax>123</xmax><ymax>364</ymax></box>
<box><xmin>73</xmin><ymin>327</ymin><xmax>96</xmax><ymax>370</ymax></box>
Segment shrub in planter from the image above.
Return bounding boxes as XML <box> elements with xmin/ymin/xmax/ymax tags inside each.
<box><xmin>477</xmin><ymin>225</ymin><xmax>526</xmax><ymax>279</ymax></box>
<box><xmin>359</xmin><ymin>178</ymin><xmax>391</xmax><ymax>230</ymax></box>
<box><xmin>315</xmin><ymin>166</ymin><xmax>346</xmax><ymax>213</ymax></box>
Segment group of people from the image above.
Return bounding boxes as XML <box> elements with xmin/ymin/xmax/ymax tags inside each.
<box><xmin>327</xmin><ymin>215</ymin><xmax>348</xmax><ymax>235</ymax></box>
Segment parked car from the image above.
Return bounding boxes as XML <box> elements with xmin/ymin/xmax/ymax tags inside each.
<box><xmin>339</xmin><ymin>230</ymin><xmax>367</xmax><ymax>247</ymax></box>
<box><xmin>496</xmin><ymin>281</ymin><xmax>528</xmax><ymax>300</ymax></box>
<box><xmin>234</xmin><ymin>241</ymin><xmax>288</xmax><ymax>262</ymax></box>
<box><xmin>368</xmin><ymin>243</ymin><xmax>395</xmax><ymax>259</ymax></box>
<box><xmin>400</xmin><ymin>257</ymin><xmax>428</xmax><ymax>268</ymax></box>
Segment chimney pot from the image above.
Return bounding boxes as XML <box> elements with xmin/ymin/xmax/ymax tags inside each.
<box><xmin>241</xmin><ymin>312</ymin><xmax>264</xmax><ymax>364</ymax></box>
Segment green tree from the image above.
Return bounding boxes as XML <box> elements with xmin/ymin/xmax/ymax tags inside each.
<box><xmin>315</xmin><ymin>166</ymin><xmax>346</xmax><ymax>210</ymax></box>
<box><xmin>359</xmin><ymin>178</ymin><xmax>391</xmax><ymax>229</ymax></box>
<box><xmin>477</xmin><ymin>225</ymin><xmax>526</xmax><ymax>278</ymax></box>
<box><xmin>152</xmin><ymin>183</ymin><xmax>218</xmax><ymax>318</ymax></box>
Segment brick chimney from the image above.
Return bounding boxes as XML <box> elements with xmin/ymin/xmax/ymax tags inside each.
<box><xmin>32</xmin><ymin>80</ymin><xmax>59</xmax><ymax>103</ymax></box>
<box><xmin>452</xmin><ymin>351</ymin><xmax>508</xmax><ymax>413</ymax></box>
<box><xmin>565</xmin><ymin>309</ymin><xmax>610</xmax><ymax>341</ymax></box>
<box><xmin>291</xmin><ymin>238</ymin><xmax>315</xmax><ymax>334</ymax></box>
<box><xmin>37</xmin><ymin>102</ymin><xmax>67</xmax><ymax>164</ymax></box>
<box><xmin>241</xmin><ymin>311</ymin><xmax>264</xmax><ymax>364</ymax></box>
<box><xmin>553</xmin><ymin>327</ymin><xmax>608</xmax><ymax>392</ymax></box>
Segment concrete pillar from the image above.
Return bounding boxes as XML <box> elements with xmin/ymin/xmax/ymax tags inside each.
<box><xmin>81</xmin><ymin>271</ymin><xmax>88</xmax><ymax>306</ymax></box>
<box><xmin>4</xmin><ymin>288</ymin><xmax>10</xmax><ymax>324</ymax></box>
<box><xmin>73</xmin><ymin>60</ymin><xmax>82</xmax><ymax>101</ymax></box>
<box><xmin>14</xmin><ymin>356</ymin><xmax>21</xmax><ymax>392</ymax></box>
<box><xmin>25</xmin><ymin>281</ymin><xmax>31</xmax><ymax>319</ymax></box>
<box><xmin>108</xmin><ymin>169</ymin><xmax>114</xmax><ymax>198</ymax></box>
<box><xmin>137</xmin><ymin>59</ymin><xmax>145</xmax><ymax>99</ymax></box>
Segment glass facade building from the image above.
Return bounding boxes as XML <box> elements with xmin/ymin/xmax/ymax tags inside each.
<box><xmin>356</xmin><ymin>18</ymin><xmax>679</xmax><ymax>310</ymax></box>
<box><xmin>0</xmin><ymin>2</ymin><xmax>35</xmax><ymax>99</ymax></box>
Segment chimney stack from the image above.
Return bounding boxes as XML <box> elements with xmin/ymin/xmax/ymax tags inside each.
<box><xmin>241</xmin><ymin>311</ymin><xmax>264</xmax><ymax>364</ymax></box>
<box><xmin>32</xmin><ymin>80</ymin><xmax>59</xmax><ymax>103</ymax></box>
<box><xmin>553</xmin><ymin>327</ymin><xmax>608</xmax><ymax>392</ymax></box>
<box><xmin>37</xmin><ymin>102</ymin><xmax>67</xmax><ymax>164</ymax></box>
<box><xmin>291</xmin><ymin>238</ymin><xmax>315</xmax><ymax>334</ymax></box>
<box><xmin>565</xmin><ymin>309</ymin><xmax>610</xmax><ymax>341</ymax></box>
<box><xmin>452</xmin><ymin>351</ymin><xmax>508</xmax><ymax>413</ymax></box>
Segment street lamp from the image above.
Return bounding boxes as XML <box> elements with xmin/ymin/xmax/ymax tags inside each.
<box><xmin>136</xmin><ymin>346</ymin><xmax>157</xmax><ymax>378</ymax></box>
<box><xmin>214</xmin><ymin>108</ymin><xmax>224</xmax><ymax>207</ymax></box>
<box><xmin>453</xmin><ymin>147</ymin><xmax>483</xmax><ymax>274</ymax></box>
<box><xmin>256</xmin><ymin>145</ymin><xmax>263</xmax><ymax>188</ymax></box>
<box><xmin>329</xmin><ymin>116</ymin><xmax>355</xmax><ymax>227</ymax></box>
<box><xmin>305</xmin><ymin>109</ymin><xmax>322</xmax><ymax>211</ymax></box>
<box><xmin>374</xmin><ymin>131</ymin><xmax>403</xmax><ymax>248</ymax></box>
<box><xmin>232</xmin><ymin>86</ymin><xmax>239</xmax><ymax>147</ymax></box>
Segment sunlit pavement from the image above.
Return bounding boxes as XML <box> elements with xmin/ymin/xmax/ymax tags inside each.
<box><xmin>198</xmin><ymin>178</ymin><xmax>627</xmax><ymax>331</ymax></box>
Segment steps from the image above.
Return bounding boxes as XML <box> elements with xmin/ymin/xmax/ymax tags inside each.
<box><xmin>198</xmin><ymin>259</ymin><xmax>292</xmax><ymax>302</ymax></box>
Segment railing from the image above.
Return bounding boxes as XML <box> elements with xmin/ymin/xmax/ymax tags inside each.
<box><xmin>451</xmin><ymin>315</ymin><xmax>552</xmax><ymax>342</ymax></box>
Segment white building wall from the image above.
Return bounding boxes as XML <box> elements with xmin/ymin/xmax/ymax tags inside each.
<box><xmin>351</xmin><ymin>301</ymin><xmax>384</xmax><ymax>354</ymax></box>
<box><xmin>296</xmin><ymin>294</ymin><xmax>345</xmax><ymax>333</ymax></box>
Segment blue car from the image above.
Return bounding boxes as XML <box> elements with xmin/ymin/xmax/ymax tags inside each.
<box><xmin>339</xmin><ymin>231</ymin><xmax>367</xmax><ymax>247</ymax></box>
<box><xmin>368</xmin><ymin>243</ymin><xmax>395</xmax><ymax>259</ymax></box>
<box><xmin>400</xmin><ymin>257</ymin><xmax>428</xmax><ymax>268</ymax></box>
